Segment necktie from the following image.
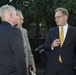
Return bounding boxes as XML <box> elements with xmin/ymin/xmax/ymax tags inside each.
<box><xmin>59</xmin><ymin>28</ymin><xmax>64</xmax><ymax>63</ymax></box>
<box><xmin>60</xmin><ymin>28</ymin><xmax>64</xmax><ymax>47</ymax></box>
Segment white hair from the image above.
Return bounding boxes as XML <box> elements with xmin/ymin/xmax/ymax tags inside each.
<box><xmin>0</xmin><ymin>5</ymin><xmax>16</xmax><ymax>19</ymax></box>
<box><xmin>16</xmin><ymin>10</ymin><xmax>22</xmax><ymax>14</ymax></box>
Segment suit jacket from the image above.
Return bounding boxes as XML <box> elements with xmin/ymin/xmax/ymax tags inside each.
<box><xmin>20</xmin><ymin>28</ymin><xmax>35</xmax><ymax>75</ymax></box>
<box><xmin>44</xmin><ymin>25</ymin><xmax>76</xmax><ymax>74</ymax></box>
<box><xmin>0</xmin><ymin>21</ymin><xmax>26</xmax><ymax>75</ymax></box>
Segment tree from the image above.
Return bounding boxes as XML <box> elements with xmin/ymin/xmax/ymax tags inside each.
<box><xmin>0</xmin><ymin>0</ymin><xmax>76</xmax><ymax>38</ymax></box>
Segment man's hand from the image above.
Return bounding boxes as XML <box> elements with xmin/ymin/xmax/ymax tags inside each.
<box><xmin>24</xmin><ymin>42</ymin><xmax>27</xmax><ymax>48</ymax></box>
<box><xmin>30</xmin><ymin>66</ymin><xmax>36</xmax><ymax>73</ymax></box>
<box><xmin>51</xmin><ymin>39</ymin><xmax>60</xmax><ymax>48</ymax></box>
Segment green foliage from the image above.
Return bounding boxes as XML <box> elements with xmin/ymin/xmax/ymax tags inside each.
<box><xmin>1</xmin><ymin>0</ymin><xmax>76</xmax><ymax>38</ymax></box>
<box><xmin>1</xmin><ymin>0</ymin><xmax>76</xmax><ymax>27</ymax></box>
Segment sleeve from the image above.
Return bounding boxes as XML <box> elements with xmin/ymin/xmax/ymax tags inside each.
<box><xmin>9</xmin><ymin>28</ymin><xmax>26</xmax><ymax>75</ymax></box>
<box><xmin>24</xmin><ymin>29</ymin><xmax>35</xmax><ymax>66</ymax></box>
<box><xmin>44</xmin><ymin>29</ymin><xmax>53</xmax><ymax>51</ymax></box>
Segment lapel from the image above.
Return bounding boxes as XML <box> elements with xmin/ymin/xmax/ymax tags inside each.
<box><xmin>56</xmin><ymin>26</ymin><xmax>60</xmax><ymax>39</ymax></box>
<box><xmin>52</xmin><ymin>26</ymin><xmax>59</xmax><ymax>40</ymax></box>
<box><xmin>53</xmin><ymin>26</ymin><xmax>61</xmax><ymax>49</ymax></box>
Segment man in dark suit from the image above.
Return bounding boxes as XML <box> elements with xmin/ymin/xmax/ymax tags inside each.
<box><xmin>0</xmin><ymin>5</ymin><xmax>26</xmax><ymax>75</ymax></box>
<box><xmin>44</xmin><ymin>7</ymin><xmax>76</xmax><ymax>75</ymax></box>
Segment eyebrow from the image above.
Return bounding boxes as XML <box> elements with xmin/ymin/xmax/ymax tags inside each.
<box><xmin>55</xmin><ymin>15</ymin><xmax>63</xmax><ymax>18</ymax></box>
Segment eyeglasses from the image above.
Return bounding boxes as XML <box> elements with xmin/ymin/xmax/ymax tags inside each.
<box><xmin>55</xmin><ymin>15</ymin><xmax>64</xmax><ymax>19</ymax></box>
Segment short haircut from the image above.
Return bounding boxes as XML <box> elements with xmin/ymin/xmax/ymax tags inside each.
<box><xmin>16</xmin><ymin>10</ymin><xmax>22</xmax><ymax>15</ymax></box>
<box><xmin>0</xmin><ymin>4</ymin><xmax>16</xmax><ymax>19</ymax></box>
<box><xmin>55</xmin><ymin>7</ymin><xmax>69</xmax><ymax>16</ymax></box>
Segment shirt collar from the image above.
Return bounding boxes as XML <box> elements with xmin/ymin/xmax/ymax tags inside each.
<box><xmin>9</xmin><ymin>22</ymin><xmax>14</xmax><ymax>26</ymax></box>
<box><xmin>59</xmin><ymin>23</ymin><xmax>68</xmax><ymax>29</ymax></box>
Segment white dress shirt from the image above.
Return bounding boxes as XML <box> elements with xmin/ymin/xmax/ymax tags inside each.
<box><xmin>59</xmin><ymin>23</ymin><xmax>68</xmax><ymax>40</ymax></box>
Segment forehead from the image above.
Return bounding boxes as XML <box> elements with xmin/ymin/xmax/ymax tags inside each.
<box><xmin>17</xmin><ymin>13</ymin><xmax>23</xmax><ymax>18</ymax></box>
<box><xmin>4</xmin><ymin>9</ymin><xmax>15</xmax><ymax>14</ymax></box>
<box><xmin>55</xmin><ymin>11</ymin><xmax>63</xmax><ymax>17</ymax></box>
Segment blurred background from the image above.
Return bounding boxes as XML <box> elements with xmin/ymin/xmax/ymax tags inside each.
<box><xmin>0</xmin><ymin>0</ymin><xmax>76</xmax><ymax>75</ymax></box>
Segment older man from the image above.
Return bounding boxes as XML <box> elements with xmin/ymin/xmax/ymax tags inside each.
<box><xmin>0</xmin><ymin>5</ymin><xmax>26</xmax><ymax>75</ymax></box>
<box><xmin>16</xmin><ymin>10</ymin><xmax>36</xmax><ymax>75</ymax></box>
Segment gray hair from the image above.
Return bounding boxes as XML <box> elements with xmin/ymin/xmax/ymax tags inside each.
<box><xmin>16</xmin><ymin>10</ymin><xmax>22</xmax><ymax>14</ymax></box>
<box><xmin>0</xmin><ymin>4</ymin><xmax>16</xmax><ymax>19</ymax></box>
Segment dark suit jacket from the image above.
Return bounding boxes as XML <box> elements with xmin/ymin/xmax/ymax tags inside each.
<box><xmin>44</xmin><ymin>25</ymin><xmax>76</xmax><ymax>74</ymax></box>
<box><xmin>0</xmin><ymin>21</ymin><xmax>26</xmax><ymax>75</ymax></box>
